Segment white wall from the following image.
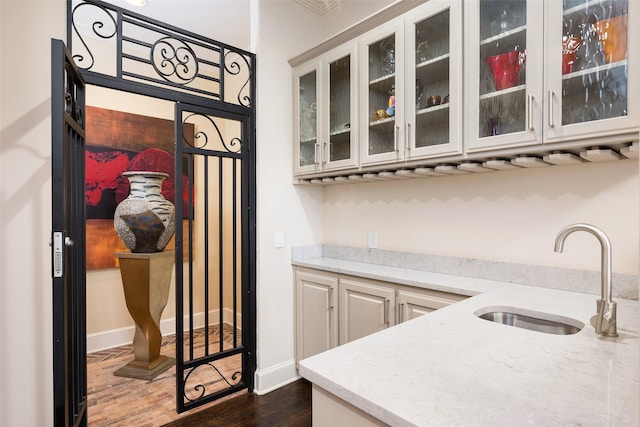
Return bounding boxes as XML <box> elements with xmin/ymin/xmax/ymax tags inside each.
<box><xmin>0</xmin><ymin>2</ymin><xmax>65</xmax><ymax>426</ymax></box>
<box><xmin>251</xmin><ymin>0</ymin><xmax>395</xmax><ymax>392</ymax></box>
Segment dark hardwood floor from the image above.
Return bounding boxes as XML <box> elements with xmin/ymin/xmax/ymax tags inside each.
<box><xmin>161</xmin><ymin>379</ymin><xmax>312</xmax><ymax>427</ymax></box>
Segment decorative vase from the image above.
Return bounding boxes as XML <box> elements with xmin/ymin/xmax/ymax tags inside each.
<box><xmin>593</xmin><ymin>14</ymin><xmax>627</xmax><ymax>64</ymax></box>
<box><xmin>561</xmin><ymin>36</ymin><xmax>583</xmax><ymax>74</ymax></box>
<box><xmin>486</xmin><ymin>50</ymin><xmax>526</xmax><ymax>91</ymax></box>
<box><xmin>114</xmin><ymin>171</ymin><xmax>176</xmax><ymax>253</ymax></box>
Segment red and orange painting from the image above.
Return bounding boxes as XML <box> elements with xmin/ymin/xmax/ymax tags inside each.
<box><xmin>85</xmin><ymin>106</ymin><xmax>192</xmax><ymax>269</ymax></box>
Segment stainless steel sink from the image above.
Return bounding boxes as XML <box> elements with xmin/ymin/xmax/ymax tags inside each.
<box><xmin>474</xmin><ymin>306</ymin><xmax>584</xmax><ymax>335</ymax></box>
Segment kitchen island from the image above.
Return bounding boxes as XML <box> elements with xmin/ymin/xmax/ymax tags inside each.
<box><xmin>296</xmin><ymin>257</ymin><xmax>639</xmax><ymax>426</ymax></box>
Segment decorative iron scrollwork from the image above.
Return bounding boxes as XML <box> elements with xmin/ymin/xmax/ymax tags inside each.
<box><xmin>71</xmin><ymin>2</ymin><xmax>117</xmax><ymax>70</ymax></box>
<box><xmin>151</xmin><ymin>37</ymin><xmax>199</xmax><ymax>85</ymax></box>
<box><xmin>183</xmin><ymin>363</ymin><xmax>242</xmax><ymax>402</ymax></box>
<box><xmin>183</xmin><ymin>113</ymin><xmax>242</xmax><ymax>153</ymax></box>
<box><xmin>224</xmin><ymin>51</ymin><xmax>252</xmax><ymax>107</ymax></box>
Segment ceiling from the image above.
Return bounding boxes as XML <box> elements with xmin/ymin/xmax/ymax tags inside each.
<box><xmin>104</xmin><ymin>0</ymin><xmax>253</xmax><ymax>48</ymax></box>
<box><xmin>103</xmin><ymin>0</ymin><xmax>340</xmax><ymax>50</ymax></box>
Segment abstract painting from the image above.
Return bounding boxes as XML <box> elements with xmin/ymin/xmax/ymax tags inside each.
<box><xmin>85</xmin><ymin>106</ymin><xmax>192</xmax><ymax>269</ymax></box>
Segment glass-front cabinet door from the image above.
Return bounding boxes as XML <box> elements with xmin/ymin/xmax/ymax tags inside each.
<box><xmin>360</xmin><ymin>22</ymin><xmax>403</xmax><ymax>166</ymax></box>
<box><xmin>294</xmin><ymin>61</ymin><xmax>321</xmax><ymax>175</ymax></box>
<box><xmin>544</xmin><ymin>0</ymin><xmax>637</xmax><ymax>143</ymax></box>
<box><xmin>466</xmin><ymin>0</ymin><xmax>544</xmax><ymax>151</ymax></box>
<box><xmin>293</xmin><ymin>45</ymin><xmax>357</xmax><ymax>175</ymax></box>
<box><xmin>405</xmin><ymin>0</ymin><xmax>462</xmax><ymax>159</ymax></box>
<box><xmin>323</xmin><ymin>44</ymin><xmax>358</xmax><ymax>171</ymax></box>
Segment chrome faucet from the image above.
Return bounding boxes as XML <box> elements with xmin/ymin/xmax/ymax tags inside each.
<box><xmin>554</xmin><ymin>223</ymin><xmax>618</xmax><ymax>337</ymax></box>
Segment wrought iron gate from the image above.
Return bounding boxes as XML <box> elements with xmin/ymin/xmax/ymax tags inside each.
<box><xmin>65</xmin><ymin>0</ymin><xmax>257</xmax><ymax>417</ymax></box>
<box><xmin>175</xmin><ymin>102</ymin><xmax>255</xmax><ymax>412</ymax></box>
<box><xmin>51</xmin><ymin>38</ymin><xmax>88</xmax><ymax>427</ymax></box>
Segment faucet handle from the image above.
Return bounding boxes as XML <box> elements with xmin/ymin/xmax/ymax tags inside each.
<box><xmin>592</xmin><ymin>299</ymin><xmax>618</xmax><ymax>337</ymax></box>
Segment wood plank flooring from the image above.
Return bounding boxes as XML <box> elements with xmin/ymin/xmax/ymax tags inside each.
<box><xmin>87</xmin><ymin>326</ymin><xmax>311</xmax><ymax>426</ymax></box>
<box><xmin>161</xmin><ymin>379</ymin><xmax>312</xmax><ymax>427</ymax></box>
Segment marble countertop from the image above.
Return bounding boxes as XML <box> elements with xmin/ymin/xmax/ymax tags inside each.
<box><xmin>296</xmin><ymin>258</ymin><xmax>639</xmax><ymax>426</ymax></box>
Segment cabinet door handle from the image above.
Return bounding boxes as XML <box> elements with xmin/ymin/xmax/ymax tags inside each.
<box><xmin>548</xmin><ymin>91</ymin><xmax>555</xmax><ymax>128</ymax></box>
<box><xmin>406</xmin><ymin>123</ymin><xmax>411</xmax><ymax>156</ymax></box>
<box><xmin>322</xmin><ymin>142</ymin><xmax>327</xmax><ymax>165</ymax></box>
<box><xmin>399</xmin><ymin>302</ymin><xmax>404</xmax><ymax>323</ymax></box>
<box><xmin>394</xmin><ymin>125</ymin><xmax>399</xmax><ymax>157</ymax></box>
<box><xmin>314</xmin><ymin>142</ymin><xmax>320</xmax><ymax>166</ymax></box>
<box><xmin>383</xmin><ymin>299</ymin><xmax>389</xmax><ymax>326</ymax></box>
<box><xmin>327</xmin><ymin>287</ymin><xmax>334</xmax><ymax>311</ymax></box>
<box><xmin>527</xmin><ymin>94</ymin><xmax>534</xmax><ymax>131</ymax></box>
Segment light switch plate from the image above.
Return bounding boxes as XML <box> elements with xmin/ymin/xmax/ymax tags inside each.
<box><xmin>275</xmin><ymin>230</ymin><xmax>284</xmax><ymax>248</ymax></box>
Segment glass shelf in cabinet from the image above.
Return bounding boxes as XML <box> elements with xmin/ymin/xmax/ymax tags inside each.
<box><xmin>417</xmin><ymin>103</ymin><xmax>449</xmax><ymax>116</ymax></box>
<box><xmin>369</xmin><ymin>116</ymin><xmax>395</xmax><ymax>127</ymax></box>
<box><xmin>563</xmin><ymin>0</ymin><xmax>627</xmax><ymax>22</ymax></box>
<box><xmin>329</xmin><ymin>128</ymin><xmax>351</xmax><ymax>137</ymax></box>
<box><xmin>416</xmin><ymin>54</ymin><xmax>450</xmax><ymax>82</ymax></box>
<box><xmin>561</xmin><ymin>59</ymin><xmax>627</xmax><ymax>81</ymax></box>
<box><xmin>369</xmin><ymin>72</ymin><xmax>395</xmax><ymax>86</ymax></box>
<box><xmin>479</xmin><ymin>84</ymin><xmax>525</xmax><ymax>100</ymax></box>
<box><xmin>416</xmin><ymin>53</ymin><xmax>450</xmax><ymax>70</ymax></box>
<box><xmin>480</xmin><ymin>25</ymin><xmax>526</xmax><ymax>47</ymax></box>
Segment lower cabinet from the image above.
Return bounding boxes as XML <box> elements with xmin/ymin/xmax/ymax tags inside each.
<box><xmin>295</xmin><ymin>269</ymin><xmax>339</xmax><ymax>363</ymax></box>
<box><xmin>339</xmin><ymin>277</ymin><xmax>396</xmax><ymax>345</ymax></box>
<box><xmin>295</xmin><ymin>267</ymin><xmax>467</xmax><ymax>363</ymax></box>
<box><xmin>396</xmin><ymin>288</ymin><xmax>464</xmax><ymax>322</ymax></box>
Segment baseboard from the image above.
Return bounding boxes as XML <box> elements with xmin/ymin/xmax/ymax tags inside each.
<box><xmin>87</xmin><ymin>308</ymin><xmax>242</xmax><ymax>353</ymax></box>
<box><xmin>253</xmin><ymin>359</ymin><xmax>299</xmax><ymax>395</ymax></box>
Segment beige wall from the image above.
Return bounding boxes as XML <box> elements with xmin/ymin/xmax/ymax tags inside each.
<box><xmin>0</xmin><ymin>2</ymin><xmax>66</xmax><ymax>426</ymax></box>
<box><xmin>9</xmin><ymin>1</ymin><xmax>633</xmax><ymax>426</ymax></box>
<box><xmin>85</xmin><ymin>87</ymin><xmax>177</xmax><ymax>334</ymax></box>
<box><xmin>0</xmin><ymin>1</ymin><xmax>391</xmax><ymax>422</ymax></box>
<box><xmin>85</xmin><ymin>87</ymin><xmax>243</xmax><ymax>340</ymax></box>
<box><xmin>324</xmin><ymin>159</ymin><xmax>639</xmax><ymax>276</ymax></box>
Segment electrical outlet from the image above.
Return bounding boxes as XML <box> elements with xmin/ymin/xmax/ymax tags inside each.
<box><xmin>367</xmin><ymin>231</ymin><xmax>378</xmax><ymax>249</ymax></box>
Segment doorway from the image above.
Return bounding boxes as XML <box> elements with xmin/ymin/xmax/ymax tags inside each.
<box><xmin>56</xmin><ymin>0</ymin><xmax>257</xmax><ymax>422</ymax></box>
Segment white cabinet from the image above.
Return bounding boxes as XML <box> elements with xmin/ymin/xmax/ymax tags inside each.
<box><xmin>294</xmin><ymin>44</ymin><xmax>358</xmax><ymax>176</ymax></box>
<box><xmin>360</xmin><ymin>0</ymin><xmax>463</xmax><ymax>166</ymax></box>
<box><xmin>295</xmin><ymin>267</ymin><xmax>467</xmax><ymax>361</ymax></box>
<box><xmin>292</xmin><ymin>0</ymin><xmax>638</xmax><ymax>181</ymax></box>
<box><xmin>465</xmin><ymin>0</ymin><xmax>637</xmax><ymax>152</ymax></box>
<box><xmin>396</xmin><ymin>288</ymin><xmax>465</xmax><ymax>323</ymax></box>
<box><xmin>295</xmin><ymin>269</ymin><xmax>338</xmax><ymax>363</ymax></box>
<box><xmin>404</xmin><ymin>0</ymin><xmax>463</xmax><ymax>160</ymax></box>
<box><xmin>338</xmin><ymin>277</ymin><xmax>396</xmax><ymax>344</ymax></box>
<box><xmin>543</xmin><ymin>0</ymin><xmax>637</xmax><ymax>144</ymax></box>
<box><xmin>359</xmin><ymin>20</ymin><xmax>404</xmax><ymax>166</ymax></box>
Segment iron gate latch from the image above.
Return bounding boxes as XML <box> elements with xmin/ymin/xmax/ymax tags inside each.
<box><xmin>52</xmin><ymin>231</ymin><xmax>63</xmax><ymax>278</ymax></box>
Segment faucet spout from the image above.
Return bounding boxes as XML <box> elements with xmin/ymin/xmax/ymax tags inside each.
<box><xmin>553</xmin><ymin>223</ymin><xmax>617</xmax><ymax>337</ymax></box>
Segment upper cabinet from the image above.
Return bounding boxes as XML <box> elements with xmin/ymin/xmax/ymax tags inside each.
<box><xmin>544</xmin><ymin>0</ymin><xmax>636</xmax><ymax>143</ymax></box>
<box><xmin>466</xmin><ymin>0</ymin><xmax>637</xmax><ymax>152</ymax></box>
<box><xmin>291</xmin><ymin>0</ymin><xmax>638</xmax><ymax>181</ymax></box>
<box><xmin>294</xmin><ymin>44</ymin><xmax>358</xmax><ymax>175</ymax></box>
<box><xmin>405</xmin><ymin>1</ymin><xmax>463</xmax><ymax>160</ymax></box>
<box><xmin>360</xmin><ymin>0</ymin><xmax>463</xmax><ymax>166</ymax></box>
<box><xmin>359</xmin><ymin>21</ymin><xmax>404</xmax><ymax>166</ymax></box>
